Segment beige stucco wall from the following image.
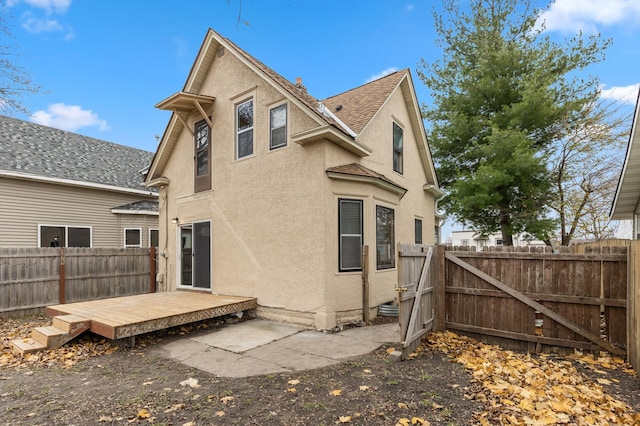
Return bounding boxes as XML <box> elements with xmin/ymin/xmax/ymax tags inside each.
<box><xmin>0</xmin><ymin>177</ymin><xmax>158</xmax><ymax>248</ymax></box>
<box><xmin>157</xmin><ymin>48</ymin><xmax>330</xmax><ymax>325</ymax></box>
<box><xmin>155</xmin><ymin>45</ymin><xmax>437</xmax><ymax>330</ymax></box>
<box><xmin>321</xmin><ymin>83</ymin><xmax>437</xmax><ymax>324</ymax></box>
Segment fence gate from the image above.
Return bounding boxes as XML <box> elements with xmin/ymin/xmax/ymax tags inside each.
<box><xmin>397</xmin><ymin>243</ymin><xmax>436</xmax><ymax>359</ymax></box>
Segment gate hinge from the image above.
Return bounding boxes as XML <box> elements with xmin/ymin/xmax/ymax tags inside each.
<box><xmin>395</xmin><ymin>286</ymin><xmax>408</xmax><ymax>292</ymax></box>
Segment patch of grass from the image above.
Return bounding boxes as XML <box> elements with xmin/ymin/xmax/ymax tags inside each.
<box><xmin>419</xmin><ymin>373</ymin><xmax>433</xmax><ymax>381</ymax></box>
<box><xmin>303</xmin><ymin>401</ymin><xmax>326</xmax><ymax>410</ymax></box>
<box><xmin>386</xmin><ymin>379</ymin><xmax>399</xmax><ymax>385</ymax></box>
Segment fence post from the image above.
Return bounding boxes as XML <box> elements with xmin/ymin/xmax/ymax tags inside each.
<box><xmin>59</xmin><ymin>247</ymin><xmax>66</xmax><ymax>304</ymax></box>
<box><xmin>149</xmin><ymin>247</ymin><xmax>157</xmax><ymax>293</ymax></box>
<box><xmin>628</xmin><ymin>241</ymin><xmax>640</xmax><ymax>372</ymax></box>
<box><xmin>433</xmin><ymin>245</ymin><xmax>446</xmax><ymax>331</ymax></box>
<box><xmin>362</xmin><ymin>245</ymin><xmax>370</xmax><ymax>324</ymax></box>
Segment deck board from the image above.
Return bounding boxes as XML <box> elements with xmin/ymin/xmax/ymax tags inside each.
<box><xmin>46</xmin><ymin>292</ymin><xmax>257</xmax><ymax>339</ymax></box>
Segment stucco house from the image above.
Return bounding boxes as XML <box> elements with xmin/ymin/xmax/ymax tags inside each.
<box><xmin>0</xmin><ymin>115</ymin><xmax>159</xmax><ymax>248</ymax></box>
<box><xmin>145</xmin><ymin>28</ymin><xmax>441</xmax><ymax>330</ymax></box>
<box><xmin>611</xmin><ymin>89</ymin><xmax>640</xmax><ymax>236</ymax></box>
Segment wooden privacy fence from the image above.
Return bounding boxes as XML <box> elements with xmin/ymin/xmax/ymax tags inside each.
<box><xmin>396</xmin><ymin>243</ymin><xmax>438</xmax><ymax>359</ymax></box>
<box><xmin>0</xmin><ymin>247</ymin><xmax>156</xmax><ymax>318</ymax></box>
<box><xmin>441</xmin><ymin>245</ymin><xmax>627</xmax><ymax>357</ymax></box>
<box><xmin>397</xmin><ymin>242</ymin><xmax>640</xmax><ymax>370</ymax></box>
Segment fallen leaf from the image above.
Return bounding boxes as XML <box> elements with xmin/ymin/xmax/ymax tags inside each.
<box><xmin>339</xmin><ymin>415</ymin><xmax>352</xmax><ymax>423</ymax></box>
<box><xmin>330</xmin><ymin>389</ymin><xmax>342</xmax><ymax>396</ymax></box>
<box><xmin>287</xmin><ymin>388</ymin><xmax>297</xmax><ymax>393</ymax></box>
<box><xmin>397</xmin><ymin>402</ymin><xmax>408</xmax><ymax>409</ymax></box>
<box><xmin>288</xmin><ymin>379</ymin><xmax>300</xmax><ymax>385</ymax></box>
<box><xmin>412</xmin><ymin>418</ymin><xmax>428</xmax><ymax>425</ymax></box>
<box><xmin>596</xmin><ymin>378</ymin><xmax>612</xmax><ymax>385</ymax></box>
<box><xmin>97</xmin><ymin>415</ymin><xmax>112</xmax><ymax>422</ymax></box>
<box><xmin>137</xmin><ymin>409</ymin><xmax>151</xmax><ymax>419</ymax></box>
<box><xmin>359</xmin><ymin>385</ymin><xmax>370</xmax><ymax>391</ymax></box>
<box><xmin>179</xmin><ymin>378</ymin><xmax>200</xmax><ymax>388</ymax></box>
<box><xmin>215</xmin><ymin>411</ymin><xmax>225</xmax><ymax>417</ymax></box>
<box><xmin>396</xmin><ymin>419</ymin><xmax>410</xmax><ymax>426</ymax></box>
<box><xmin>220</xmin><ymin>396</ymin><xmax>234</xmax><ymax>404</ymax></box>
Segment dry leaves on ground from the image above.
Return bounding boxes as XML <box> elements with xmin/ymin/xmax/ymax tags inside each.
<box><xmin>0</xmin><ymin>316</ymin><xmax>119</xmax><ymax>369</ymax></box>
<box><xmin>428</xmin><ymin>331</ymin><xmax>640</xmax><ymax>425</ymax></box>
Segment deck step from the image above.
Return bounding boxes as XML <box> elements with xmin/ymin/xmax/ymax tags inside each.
<box><xmin>52</xmin><ymin>314</ymin><xmax>91</xmax><ymax>334</ymax></box>
<box><xmin>31</xmin><ymin>326</ymin><xmax>66</xmax><ymax>347</ymax></box>
<box><xmin>10</xmin><ymin>338</ymin><xmax>47</xmax><ymax>355</ymax></box>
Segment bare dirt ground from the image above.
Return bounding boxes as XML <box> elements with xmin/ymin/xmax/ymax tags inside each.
<box><xmin>1</xmin><ymin>315</ymin><xmax>639</xmax><ymax>426</ymax></box>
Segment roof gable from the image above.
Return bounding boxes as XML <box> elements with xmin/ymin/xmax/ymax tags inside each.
<box><xmin>147</xmin><ymin>29</ymin><xmax>439</xmax><ymax>189</ymax></box>
<box><xmin>322</xmin><ymin>71</ymin><xmax>406</xmax><ymax>134</ymax></box>
<box><xmin>0</xmin><ymin>115</ymin><xmax>155</xmax><ymax>193</ymax></box>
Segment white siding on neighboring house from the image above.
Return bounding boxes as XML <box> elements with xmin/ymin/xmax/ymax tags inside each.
<box><xmin>450</xmin><ymin>230</ymin><xmax>546</xmax><ymax>249</ymax></box>
<box><xmin>0</xmin><ymin>177</ymin><xmax>158</xmax><ymax>248</ymax></box>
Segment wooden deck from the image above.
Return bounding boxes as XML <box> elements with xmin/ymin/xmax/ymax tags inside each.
<box><xmin>45</xmin><ymin>292</ymin><xmax>257</xmax><ymax>340</ymax></box>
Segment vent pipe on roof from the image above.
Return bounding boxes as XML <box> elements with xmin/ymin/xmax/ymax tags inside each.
<box><xmin>318</xmin><ymin>102</ymin><xmax>357</xmax><ymax>138</ymax></box>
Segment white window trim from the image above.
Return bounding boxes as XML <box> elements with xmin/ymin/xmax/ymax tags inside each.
<box><xmin>236</xmin><ymin>98</ymin><xmax>254</xmax><ymax>160</ymax></box>
<box><xmin>338</xmin><ymin>198</ymin><xmax>364</xmax><ymax>273</ymax></box>
<box><xmin>124</xmin><ymin>227</ymin><xmax>142</xmax><ymax>248</ymax></box>
<box><xmin>269</xmin><ymin>102</ymin><xmax>288</xmax><ymax>150</ymax></box>
<box><xmin>37</xmin><ymin>224</ymin><xmax>93</xmax><ymax>248</ymax></box>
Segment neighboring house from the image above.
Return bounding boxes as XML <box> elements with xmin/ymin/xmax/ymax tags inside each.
<box><xmin>145</xmin><ymin>28</ymin><xmax>442</xmax><ymax>330</ymax></box>
<box><xmin>611</xmin><ymin>89</ymin><xmax>640</xmax><ymax>236</ymax></box>
<box><xmin>450</xmin><ymin>230</ymin><xmax>546</xmax><ymax>249</ymax></box>
<box><xmin>0</xmin><ymin>115</ymin><xmax>159</xmax><ymax>248</ymax></box>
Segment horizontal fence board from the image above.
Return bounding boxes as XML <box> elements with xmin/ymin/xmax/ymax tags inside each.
<box><xmin>0</xmin><ymin>247</ymin><xmax>153</xmax><ymax>317</ymax></box>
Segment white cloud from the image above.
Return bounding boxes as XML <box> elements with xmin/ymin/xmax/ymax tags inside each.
<box><xmin>600</xmin><ymin>84</ymin><xmax>640</xmax><ymax>105</ymax></box>
<box><xmin>365</xmin><ymin>67</ymin><xmax>399</xmax><ymax>84</ymax></box>
<box><xmin>31</xmin><ymin>103</ymin><xmax>110</xmax><ymax>132</ymax></box>
<box><xmin>538</xmin><ymin>0</ymin><xmax>640</xmax><ymax>33</ymax></box>
<box><xmin>8</xmin><ymin>0</ymin><xmax>71</xmax><ymax>13</ymax></box>
<box><xmin>22</xmin><ymin>16</ymin><xmax>62</xmax><ymax>34</ymax></box>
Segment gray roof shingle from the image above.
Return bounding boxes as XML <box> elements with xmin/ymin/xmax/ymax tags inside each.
<box><xmin>0</xmin><ymin>115</ymin><xmax>154</xmax><ymax>191</ymax></box>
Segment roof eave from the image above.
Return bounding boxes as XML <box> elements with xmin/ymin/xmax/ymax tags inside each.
<box><xmin>326</xmin><ymin>170</ymin><xmax>407</xmax><ymax>197</ymax></box>
<box><xmin>0</xmin><ymin>170</ymin><xmax>158</xmax><ymax>197</ymax></box>
<box><xmin>292</xmin><ymin>126</ymin><xmax>372</xmax><ymax>157</ymax></box>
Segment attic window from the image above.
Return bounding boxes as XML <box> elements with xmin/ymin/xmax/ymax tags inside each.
<box><xmin>393</xmin><ymin>122</ymin><xmax>403</xmax><ymax>174</ymax></box>
<box><xmin>270</xmin><ymin>104</ymin><xmax>287</xmax><ymax>150</ymax></box>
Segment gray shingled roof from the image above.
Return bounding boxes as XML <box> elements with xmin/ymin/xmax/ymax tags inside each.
<box><xmin>0</xmin><ymin>115</ymin><xmax>154</xmax><ymax>191</ymax></box>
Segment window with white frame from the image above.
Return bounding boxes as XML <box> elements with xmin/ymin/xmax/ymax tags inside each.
<box><xmin>39</xmin><ymin>225</ymin><xmax>91</xmax><ymax>247</ymax></box>
<box><xmin>338</xmin><ymin>199</ymin><xmax>363</xmax><ymax>272</ymax></box>
<box><xmin>124</xmin><ymin>228</ymin><xmax>142</xmax><ymax>248</ymax></box>
<box><xmin>376</xmin><ymin>205</ymin><xmax>395</xmax><ymax>269</ymax></box>
<box><xmin>270</xmin><ymin>103</ymin><xmax>287</xmax><ymax>150</ymax></box>
<box><xmin>393</xmin><ymin>122</ymin><xmax>403</xmax><ymax>174</ymax></box>
<box><xmin>461</xmin><ymin>239</ymin><xmax>469</xmax><ymax>247</ymax></box>
<box><xmin>236</xmin><ymin>99</ymin><xmax>254</xmax><ymax>159</ymax></box>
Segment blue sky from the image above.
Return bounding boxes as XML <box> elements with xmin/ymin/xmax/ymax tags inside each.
<box><xmin>4</xmin><ymin>0</ymin><xmax>640</xmax><ymax>238</ymax></box>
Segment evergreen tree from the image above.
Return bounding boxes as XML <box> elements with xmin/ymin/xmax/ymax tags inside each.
<box><xmin>419</xmin><ymin>0</ymin><xmax>609</xmax><ymax>245</ymax></box>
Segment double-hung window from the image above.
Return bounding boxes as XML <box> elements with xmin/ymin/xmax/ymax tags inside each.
<box><xmin>270</xmin><ymin>104</ymin><xmax>287</xmax><ymax>150</ymax></box>
<box><xmin>194</xmin><ymin>119</ymin><xmax>211</xmax><ymax>192</ymax></box>
<box><xmin>393</xmin><ymin>122</ymin><xmax>403</xmax><ymax>174</ymax></box>
<box><xmin>236</xmin><ymin>99</ymin><xmax>254</xmax><ymax>159</ymax></box>
<box><xmin>376</xmin><ymin>205</ymin><xmax>395</xmax><ymax>269</ymax></box>
<box><xmin>415</xmin><ymin>218</ymin><xmax>423</xmax><ymax>244</ymax></box>
<box><xmin>338</xmin><ymin>199</ymin><xmax>363</xmax><ymax>272</ymax></box>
